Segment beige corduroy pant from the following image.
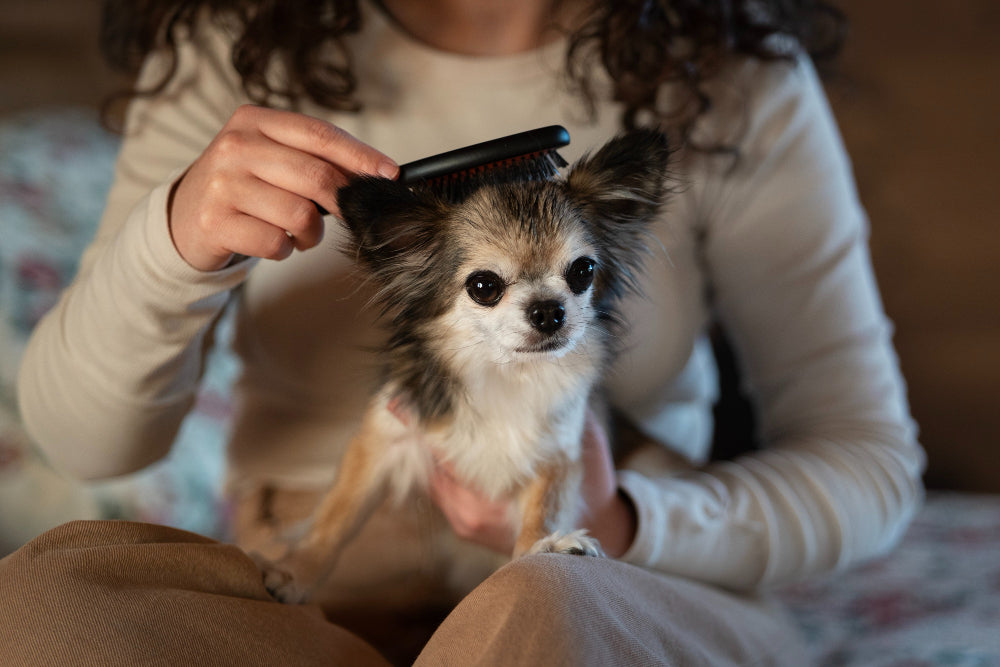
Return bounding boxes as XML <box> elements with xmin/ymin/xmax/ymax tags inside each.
<box><xmin>0</xmin><ymin>503</ymin><xmax>810</xmax><ymax>665</ymax></box>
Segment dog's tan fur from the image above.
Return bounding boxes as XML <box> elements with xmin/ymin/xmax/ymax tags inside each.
<box><xmin>513</xmin><ymin>456</ymin><xmax>584</xmax><ymax>557</ymax></box>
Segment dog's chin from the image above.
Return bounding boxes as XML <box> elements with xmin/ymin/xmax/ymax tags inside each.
<box><xmin>513</xmin><ymin>337</ymin><xmax>571</xmax><ymax>356</ymax></box>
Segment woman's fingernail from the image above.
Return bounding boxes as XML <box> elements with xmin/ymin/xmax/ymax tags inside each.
<box><xmin>377</xmin><ymin>160</ymin><xmax>399</xmax><ymax>180</ymax></box>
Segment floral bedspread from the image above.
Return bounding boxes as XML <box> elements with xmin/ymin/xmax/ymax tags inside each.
<box><xmin>1</xmin><ymin>109</ymin><xmax>998</xmax><ymax>665</ymax></box>
<box><xmin>0</xmin><ymin>109</ymin><xmax>235</xmax><ymax>547</ymax></box>
<box><xmin>777</xmin><ymin>493</ymin><xmax>1000</xmax><ymax>665</ymax></box>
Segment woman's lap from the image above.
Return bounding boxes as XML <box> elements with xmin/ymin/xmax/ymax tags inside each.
<box><xmin>0</xmin><ymin>520</ymin><xmax>388</xmax><ymax>666</ymax></box>
<box><xmin>0</xmin><ymin>520</ymin><xmax>809</xmax><ymax>666</ymax></box>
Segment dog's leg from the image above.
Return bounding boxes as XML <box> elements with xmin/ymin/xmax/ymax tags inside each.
<box><xmin>513</xmin><ymin>458</ymin><xmax>604</xmax><ymax>558</ymax></box>
<box><xmin>259</xmin><ymin>419</ymin><xmax>390</xmax><ymax>603</ymax></box>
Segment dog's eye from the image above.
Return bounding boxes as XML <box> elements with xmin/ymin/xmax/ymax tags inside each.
<box><xmin>566</xmin><ymin>257</ymin><xmax>595</xmax><ymax>295</ymax></box>
<box><xmin>465</xmin><ymin>271</ymin><xmax>505</xmax><ymax>306</ymax></box>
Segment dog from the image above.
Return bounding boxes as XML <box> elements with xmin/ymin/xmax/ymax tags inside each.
<box><xmin>260</xmin><ymin>128</ymin><xmax>672</xmax><ymax>603</ymax></box>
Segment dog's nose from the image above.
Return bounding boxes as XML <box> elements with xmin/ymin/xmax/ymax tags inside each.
<box><xmin>527</xmin><ymin>300</ymin><xmax>565</xmax><ymax>334</ymax></box>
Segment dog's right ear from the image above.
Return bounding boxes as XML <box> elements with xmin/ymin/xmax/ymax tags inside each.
<box><xmin>565</xmin><ymin>129</ymin><xmax>672</xmax><ymax>302</ymax></box>
<box><xmin>565</xmin><ymin>128</ymin><xmax>671</xmax><ymax>227</ymax></box>
<box><xmin>336</xmin><ymin>176</ymin><xmax>446</xmax><ymax>270</ymax></box>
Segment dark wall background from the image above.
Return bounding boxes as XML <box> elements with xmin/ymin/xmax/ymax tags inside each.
<box><xmin>827</xmin><ymin>1</ymin><xmax>999</xmax><ymax>492</ymax></box>
<box><xmin>2</xmin><ymin>0</ymin><xmax>997</xmax><ymax>491</ymax></box>
<box><xmin>0</xmin><ymin>0</ymin><xmax>122</xmax><ymax>113</ymax></box>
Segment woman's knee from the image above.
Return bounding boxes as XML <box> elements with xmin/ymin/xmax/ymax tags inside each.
<box><xmin>486</xmin><ymin>552</ymin><xmax>610</xmax><ymax>616</ymax></box>
<box><xmin>0</xmin><ymin>520</ymin><xmax>391</xmax><ymax>666</ymax></box>
<box><xmin>418</xmin><ymin>554</ymin><xmax>653</xmax><ymax>665</ymax></box>
<box><xmin>421</xmin><ymin>553</ymin><xmax>810</xmax><ymax>666</ymax></box>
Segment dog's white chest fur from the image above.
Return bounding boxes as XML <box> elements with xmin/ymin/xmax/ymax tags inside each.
<box><xmin>372</xmin><ymin>348</ymin><xmax>597</xmax><ymax>503</ymax></box>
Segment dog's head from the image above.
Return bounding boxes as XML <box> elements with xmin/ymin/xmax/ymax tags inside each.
<box><xmin>337</xmin><ymin>129</ymin><xmax>671</xmax><ymax>371</ymax></box>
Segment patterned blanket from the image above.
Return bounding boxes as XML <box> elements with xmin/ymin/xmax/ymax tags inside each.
<box><xmin>1</xmin><ymin>109</ymin><xmax>997</xmax><ymax>665</ymax></box>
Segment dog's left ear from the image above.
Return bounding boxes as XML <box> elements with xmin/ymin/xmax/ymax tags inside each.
<box><xmin>565</xmin><ymin>128</ymin><xmax>671</xmax><ymax>228</ymax></box>
<box><xmin>565</xmin><ymin>129</ymin><xmax>672</xmax><ymax>297</ymax></box>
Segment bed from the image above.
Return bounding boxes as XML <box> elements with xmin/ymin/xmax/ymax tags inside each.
<box><xmin>2</xmin><ymin>109</ymin><xmax>997</xmax><ymax>665</ymax></box>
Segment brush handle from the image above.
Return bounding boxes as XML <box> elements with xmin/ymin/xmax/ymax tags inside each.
<box><xmin>398</xmin><ymin>125</ymin><xmax>570</xmax><ymax>184</ymax></box>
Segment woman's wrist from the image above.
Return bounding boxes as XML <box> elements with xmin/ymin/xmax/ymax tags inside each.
<box><xmin>588</xmin><ymin>488</ymin><xmax>638</xmax><ymax>559</ymax></box>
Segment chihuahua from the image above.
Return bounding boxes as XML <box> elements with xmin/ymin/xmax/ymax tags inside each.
<box><xmin>260</xmin><ymin>128</ymin><xmax>672</xmax><ymax>603</ymax></box>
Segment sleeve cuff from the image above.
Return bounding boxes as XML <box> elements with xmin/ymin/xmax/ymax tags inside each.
<box><xmin>614</xmin><ymin>468</ymin><xmax>769</xmax><ymax>589</ymax></box>
<box><xmin>616</xmin><ymin>469</ymin><xmax>667</xmax><ymax>567</ymax></box>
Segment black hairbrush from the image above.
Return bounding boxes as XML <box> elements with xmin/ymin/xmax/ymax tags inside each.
<box><xmin>318</xmin><ymin>125</ymin><xmax>570</xmax><ymax>215</ymax></box>
<box><xmin>399</xmin><ymin>125</ymin><xmax>570</xmax><ymax>202</ymax></box>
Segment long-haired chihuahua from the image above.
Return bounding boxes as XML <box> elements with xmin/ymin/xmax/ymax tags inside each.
<box><xmin>260</xmin><ymin>128</ymin><xmax>672</xmax><ymax>602</ymax></box>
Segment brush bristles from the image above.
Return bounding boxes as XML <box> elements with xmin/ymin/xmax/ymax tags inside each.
<box><xmin>417</xmin><ymin>150</ymin><xmax>568</xmax><ymax>204</ymax></box>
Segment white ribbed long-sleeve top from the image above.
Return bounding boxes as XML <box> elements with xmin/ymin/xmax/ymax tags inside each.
<box><xmin>18</xmin><ymin>4</ymin><xmax>924</xmax><ymax>590</ymax></box>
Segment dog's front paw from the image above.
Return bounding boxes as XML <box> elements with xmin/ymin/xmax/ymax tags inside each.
<box><xmin>527</xmin><ymin>529</ymin><xmax>605</xmax><ymax>557</ymax></box>
<box><xmin>251</xmin><ymin>552</ymin><xmax>309</xmax><ymax>604</ymax></box>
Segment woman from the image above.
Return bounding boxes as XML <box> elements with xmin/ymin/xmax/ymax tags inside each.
<box><xmin>6</xmin><ymin>0</ymin><xmax>924</xmax><ymax>663</ymax></box>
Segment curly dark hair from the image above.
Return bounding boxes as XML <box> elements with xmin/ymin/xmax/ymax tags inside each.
<box><xmin>100</xmin><ymin>0</ymin><xmax>845</xmax><ymax>143</ymax></box>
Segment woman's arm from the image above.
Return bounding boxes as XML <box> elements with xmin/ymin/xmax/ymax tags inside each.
<box><xmin>616</xmin><ymin>56</ymin><xmax>925</xmax><ymax>589</ymax></box>
<box><xmin>17</xmin><ymin>15</ymin><xmax>395</xmax><ymax>479</ymax></box>
<box><xmin>17</xmin><ymin>21</ymin><xmax>242</xmax><ymax>479</ymax></box>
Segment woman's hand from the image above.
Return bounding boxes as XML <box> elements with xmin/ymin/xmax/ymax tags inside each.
<box><xmin>417</xmin><ymin>407</ymin><xmax>638</xmax><ymax>558</ymax></box>
<box><xmin>168</xmin><ymin>105</ymin><xmax>399</xmax><ymax>272</ymax></box>
<box><xmin>427</xmin><ymin>461</ymin><xmax>520</xmax><ymax>555</ymax></box>
<box><xmin>577</xmin><ymin>409</ymin><xmax>638</xmax><ymax>558</ymax></box>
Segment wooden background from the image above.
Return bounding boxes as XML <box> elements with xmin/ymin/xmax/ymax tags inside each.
<box><xmin>825</xmin><ymin>1</ymin><xmax>999</xmax><ymax>491</ymax></box>
<box><xmin>1</xmin><ymin>0</ymin><xmax>997</xmax><ymax>491</ymax></box>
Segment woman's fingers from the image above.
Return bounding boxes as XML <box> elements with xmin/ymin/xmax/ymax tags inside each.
<box><xmin>240</xmin><ymin>136</ymin><xmax>353</xmax><ymax>218</ymax></box>
<box><xmin>427</xmin><ymin>462</ymin><xmax>517</xmax><ymax>555</ymax></box>
<box><xmin>249</xmin><ymin>106</ymin><xmax>399</xmax><ymax>180</ymax></box>
<box><xmin>211</xmin><ymin>212</ymin><xmax>296</xmax><ymax>262</ymax></box>
<box><xmin>168</xmin><ymin>106</ymin><xmax>397</xmax><ymax>271</ymax></box>
<box><xmin>233</xmin><ymin>175</ymin><xmax>325</xmax><ymax>251</ymax></box>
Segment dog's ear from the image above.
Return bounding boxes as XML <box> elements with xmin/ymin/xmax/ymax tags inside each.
<box><xmin>565</xmin><ymin>128</ymin><xmax>671</xmax><ymax>228</ymax></box>
<box><xmin>336</xmin><ymin>175</ymin><xmax>446</xmax><ymax>270</ymax></box>
<box><xmin>565</xmin><ymin>129</ymin><xmax>672</xmax><ymax>299</ymax></box>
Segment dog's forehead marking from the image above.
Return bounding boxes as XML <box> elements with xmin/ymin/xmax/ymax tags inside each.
<box><xmin>457</xmin><ymin>184</ymin><xmax>591</xmax><ymax>279</ymax></box>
